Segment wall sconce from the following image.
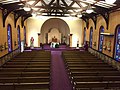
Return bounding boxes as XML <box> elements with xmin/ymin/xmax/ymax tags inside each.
<box><xmin>107</xmin><ymin>46</ymin><xmax>111</xmax><ymax>51</ymax></box>
<box><xmin>103</xmin><ymin>44</ymin><xmax>107</xmax><ymax>50</ymax></box>
<box><xmin>93</xmin><ymin>42</ymin><xmax>96</xmax><ymax>46</ymax></box>
<box><xmin>107</xmin><ymin>41</ymin><xmax>111</xmax><ymax>51</ymax></box>
<box><xmin>4</xmin><ymin>42</ymin><xmax>8</xmax><ymax>49</ymax></box>
<box><xmin>14</xmin><ymin>41</ymin><xmax>17</xmax><ymax>46</ymax></box>
<box><xmin>24</xmin><ymin>43</ymin><xmax>28</xmax><ymax>47</ymax></box>
<box><xmin>0</xmin><ymin>45</ymin><xmax>4</xmax><ymax>51</ymax></box>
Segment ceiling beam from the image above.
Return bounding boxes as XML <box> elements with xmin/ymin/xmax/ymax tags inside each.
<box><xmin>35</xmin><ymin>6</ymin><xmax>80</xmax><ymax>10</ymax></box>
<box><xmin>32</xmin><ymin>0</ymin><xmax>40</xmax><ymax>6</ymax></box>
<box><xmin>61</xmin><ymin>0</ymin><xmax>68</xmax><ymax>7</ymax></box>
<box><xmin>49</xmin><ymin>0</ymin><xmax>55</xmax><ymax>6</ymax></box>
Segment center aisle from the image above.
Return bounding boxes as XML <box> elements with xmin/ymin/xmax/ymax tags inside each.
<box><xmin>50</xmin><ymin>51</ymin><xmax>73</xmax><ymax>90</ymax></box>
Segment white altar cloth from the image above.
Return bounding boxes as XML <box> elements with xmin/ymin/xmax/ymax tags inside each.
<box><xmin>50</xmin><ymin>42</ymin><xmax>59</xmax><ymax>48</ymax></box>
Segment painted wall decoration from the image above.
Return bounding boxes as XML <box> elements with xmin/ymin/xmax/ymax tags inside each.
<box><xmin>7</xmin><ymin>24</ymin><xmax>12</xmax><ymax>52</ymax></box>
<box><xmin>99</xmin><ymin>26</ymin><xmax>104</xmax><ymax>52</ymax></box>
<box><xmin>115</xmin><ymin>26</ymin><xmax>120</xmax><ymax>61</ymax></box>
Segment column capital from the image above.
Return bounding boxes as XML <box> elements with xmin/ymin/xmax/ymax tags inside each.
<box><xmin>38</xmin><ymin>33</ymin><xmax>40</xmax><ymax>36</ymax></box>
<box><xmin>70</xmin><ymin>34</ymin><xmax>73</xmax><ymax>36</ymax></box>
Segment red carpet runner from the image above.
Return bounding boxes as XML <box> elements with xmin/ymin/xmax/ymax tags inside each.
<box><xmin>50</xmin><ymin>51</ymin><xmax>73</xmax><ymax>90</ymax></box>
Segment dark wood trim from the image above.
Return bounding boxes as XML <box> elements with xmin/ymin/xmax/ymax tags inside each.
<box><xmin>14</xmin><ymin>13</ymin><xmax>21</xmax><ymax>28</ymax></box>
<box><xmin>100</xmin><ymin>12</ymin><xmax>109</xmax><ymax>30</ymax></box>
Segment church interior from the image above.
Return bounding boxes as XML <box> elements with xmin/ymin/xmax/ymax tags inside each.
<box><xmin>0</xmin><ymin>0</ymin><xmax>120</xmax><ymax>90</ymax></box>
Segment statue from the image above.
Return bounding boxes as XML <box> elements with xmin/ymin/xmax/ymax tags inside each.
<box><xmin>76</xmin><ymin>40</ymin><xmax>79</xmax><ymax>49</ymax></box>
<box><xmin>62</xmin><ymin>36</ymin><xmax>66</xmax><ymax>44</ymax></box>
<box><xmin>30</xmin><ymin>37</ymin><xmax>34</xmax><ymax>49</ymax></box>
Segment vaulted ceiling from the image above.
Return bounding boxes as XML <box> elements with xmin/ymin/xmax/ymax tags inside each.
<box><xmin>0</xmin><ymin>0</ymin><xmax>120</xmax><ymax>28</ymax></box>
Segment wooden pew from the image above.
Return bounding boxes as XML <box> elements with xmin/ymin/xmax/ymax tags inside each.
<box><xmin>70</xmin><ymin>71</ymin><xmax>120</xmax><ymax>76</ymax></box>
<box><xmin>0</xmin><ymin>72</ymin><xmax>21</xmax><ymax>77</ymax></box>
<box><xmin>69</xmin><ymin>68</ymin><xmax>117</xmax><ymax>72</ymax></box>
<box><xmin>62</xmin><ymin>51</ymin><xmax>120</xmax><ymax>89</ymax></box>
<box><xmin>0</xmin><ymin>68</ymin><xmax>25</xmax><ymax>72</ymax></box>
<box><xmin>21</xmin><ymin>72</ymin><xmax>50</xmax><ymax>77</ymax></box>
<box><xmin>73</xmin><ymin>76</ymin><xmax>120</xmax><ymax>82</ymax></box>
<box><xmin>0</xmin><ymin>50</ymin><xmax>51</xmax><ymax>90</ymax></box>
<box><xmin>0</xmin><ymin>82</ymin><xmax>49</xmax><ymax>90</ymax></box>
<box><xmin>24</xmin><ymin>68</ymin><xmax>50</xmax><ymax>72</ymax></box>
<box><xmin>67</xmin><ymin>65</ymin><xmax>113</xmax><ymax>69</ymax></box>
<box><xmin>74</xmin><ymin>81</ymin><xmax>120</xmax><ymax>89</ymax></box>
<box><xmin>2</xmin><ymin>64</ymin><xmax>50</xmax><ymax>68</ymax></box>
<box><xmin>67</xmin><ymin>64</ymin><xmax>111</xmax><ymax>67</ymax></box>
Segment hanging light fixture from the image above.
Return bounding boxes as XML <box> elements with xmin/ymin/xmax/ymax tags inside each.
<box><xmin>77</xmin><ymin>14</ymin><xmax>82</xmax><ymax>17</ymax></box>
<box><xmin>86</xmin><ymin>9</ymin><xmax>94</xmax><ymax>14</ymax></box>
<box><xmin>86</xmin><ymin>4</ymin><xmax>94</xmax><ymax>14</ymax></box>
<box><xmin>71</xmin><ymin>12</ymin><xmax>77</xmax><ymax>16</ymax></box>
<box><xmin>32</xmin><ymin>12</ymin><xmax>37</xmax><ymax>17</ymax></box>
<box><xmin>105</xmin><ymin>0</ymin><xmax>116</xmax><ymax>4</ymax></box>
<box><xmin>23</xmin><ymin>4</ymin><xmax>31</xmax><ymax>11</ymax></box>
<box><xmin>77</xmin><ymin>13</ymin><xmax>82</xmax><ymax>18</ymax></box>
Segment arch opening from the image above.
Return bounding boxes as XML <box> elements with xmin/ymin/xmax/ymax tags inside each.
<box><xmin>40</xmin><ymin>18</ymin><xmax>70</xmax><ymax>45</ymax></box>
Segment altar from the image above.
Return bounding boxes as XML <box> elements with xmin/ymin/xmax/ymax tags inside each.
<box><xmin>50</xmin><ymin>42</ymin><xmax>59</xmax><ymax>48</ymax></box>
<box><xmin>50</xmin><ymin>36</ymin><xmax>59</xmax><ymax>48</ymax></box>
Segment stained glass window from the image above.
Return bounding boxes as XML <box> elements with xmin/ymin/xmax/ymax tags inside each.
<box><xmin>99</xmin><ymin>26</ymin><xmax>104</xmax><ymax>52</ymax></box>
<box><xmin>83</xmin><ymin>28</ymin><xmax>86</xmax><ymax>45</ymax></box>
<box><xmin>24</xmin><ymin>26</ymin><xmax>26</xmax><ymax>43</ymax></box>
<box><xmin>90</xmin><ymin>27</ymin><xmax>93</xmax><ymax>48</ymax></box>
<box><xmin>7</xmin><ymin>24</ymin><xmax>12</xmax><ymax>52</ymax></box>
<box><xmin>115</xmin><ymin>26</ymin><xmax>120</xmax><ymax>61</ymax></box>
<box><xmin>17</xmin><ymin>26</ymin><xmax>21</xmax><ymax>48</ymax></box>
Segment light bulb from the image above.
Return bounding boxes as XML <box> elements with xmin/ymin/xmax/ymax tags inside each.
<box><xmin>86</xmin><ymin>9</ymin><xmax>93</xmax><ymax>14</ymax></box>
<box><xmin>23</xmin><ymin>7</ymin><xmax>31</xmax><ymax>11</ymax></box>
<box><xmin>105</xmin><ymin>0</ymin><xmax>116</xmax><ymax>4</ymax></box>
<box><xmin>77</xmin><ymin>14</ymin><xmax>82</xmax><ymax>17</ymax></box>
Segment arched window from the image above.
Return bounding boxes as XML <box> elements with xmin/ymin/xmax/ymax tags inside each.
<box><xmin>83</xmin><ymin>27</ymin><xmax>86</xmax><ymax>45</ymax></box>
<box><xmin>89</xmin><ymin>27</ymin><xmax>93</xmax><ymax>48</ymax></box>
<box><xmin>114</xmin><ymin>26</ymin><xmax>120</xmax><ymax>61</ymax></box>
<box><xmin>99</xmin><ymin>26</ymin><xmax>104</xmax><ymax>52</ymax></box>
<box><xmin>7</xmin><ymin>24</ymin><xmax>12</xmax><ymax>52</ymax></box>
<box><xmin>17</xmin><ymin>25</ymin><xmax>21</xmax><ymax>48</ymax></box>
<box><xmin>24</xmin><ymin>26</ymin><xmax>26</xmax><ymax>43</ymax></box>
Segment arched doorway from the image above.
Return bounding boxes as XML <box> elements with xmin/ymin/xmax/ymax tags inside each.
<box><xmin>17</xmin><ymin>25</ymin><xmax>21</xmax><ymax>49</ymax></box>
<box><xmin>7</xmin><ymin>24</ymin><xmax>12</xmax><ymax>52</ymax></box>
<box><xmin>99</xmin><ymin>26</ymin><xmax>104</xmax><ymax>52</ymax></box>
<box><xmin>114</xmin><ymin>25</ymin><xmax>120</xmax><ymax>61</ymax></box>
<box><xmin>89</xmin><ymin>27</ymin><xmax>93</xmax><ymax>48</ymax></box>
<box><xmin>40</xmin><ymin>18</ymin><xmax>70</xmax><ymax>45</ymax></box>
